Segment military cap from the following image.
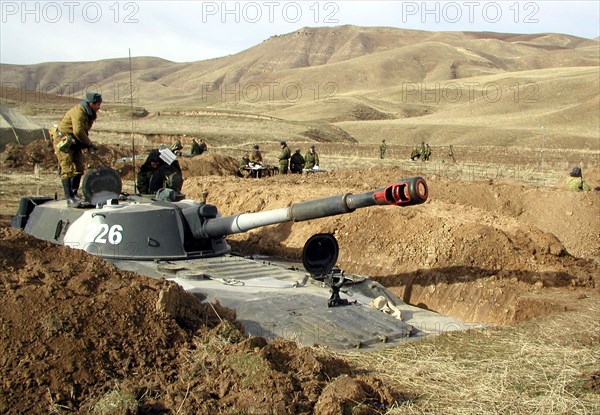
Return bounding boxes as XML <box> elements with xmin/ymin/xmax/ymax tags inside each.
<box><xmin>85</xmin><ymin>92</ymin><xmax>102</xmax><ymax>103</ymax></box>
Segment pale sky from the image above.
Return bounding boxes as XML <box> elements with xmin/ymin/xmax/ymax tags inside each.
<box><xmin>1</xmin><ymin>0</ymin><xmax>599</xmax><ymax>65</ymax></box>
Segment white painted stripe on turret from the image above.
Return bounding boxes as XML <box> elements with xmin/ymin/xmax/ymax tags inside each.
<box><xmin>64</xmin><ymin>210</ymin><xmax>104</xmax><ymax>251</ymax></box>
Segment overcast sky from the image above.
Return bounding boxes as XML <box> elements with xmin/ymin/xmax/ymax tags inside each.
<box><xmin>1</xmin><ymin>0</ymin><xmax>599</xmax><ymax>64</ymax></box>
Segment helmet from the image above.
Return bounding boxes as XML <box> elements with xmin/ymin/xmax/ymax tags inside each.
<box><xmin>570</xmin><ymin>166</ymin><xmax>582</xmax><ymax>177</ymax></box>
<box><xmin>280</xmin><ymin>140</ymin><xmax>286</xmax><ymax>145</ymax></box>
<box><xmin>253</xmin><ymin>144</ymin><xmax>259</xmax><ymax>149</ymax></box>
<box><xmin>309</xmin><ymin>145</ymin><xmax>315</xmax><ymax>149</ymax></box>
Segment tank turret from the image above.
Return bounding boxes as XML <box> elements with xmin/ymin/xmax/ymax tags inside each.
<box><xmin>12</xmin><ymin>168</ymin><xmax>428</xmax><ymax>261</ymax></box>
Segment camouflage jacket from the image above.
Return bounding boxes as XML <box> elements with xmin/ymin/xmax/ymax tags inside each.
<box><xmin>564</xmin><ymin>176</ymin><xmax>591</xmax><ymax>192</ymax></box>
<box><xmin>57</xmin><ymin>102</ymin><xmax>95</xmax><ymax>147</ymax></box>
<box><xmin>250</xmin><ymin>150</ymin><xmax>263</xmax><ymax>164</ymax></box>
<box><xmin>279</xmin><ymin>146</ymin><xmax>291</xmax><ymax>161</ymax></box>
<box><xmin>304</xmin><ymin>152</ymin><xmax>319</xmax><ymax>169</ymax></box>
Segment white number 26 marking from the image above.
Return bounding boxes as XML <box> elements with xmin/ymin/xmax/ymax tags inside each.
<box><xmin>85</xmin><ymin>224</ymin><xmax>123</xmax><ymax>245</ymax></box>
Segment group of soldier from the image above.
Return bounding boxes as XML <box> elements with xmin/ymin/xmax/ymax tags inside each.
<box><xmin>380</xmin><ymin>140</ymin><xmax>433</xmax><ymax>162</ymax></box>
<box><xmin>239</xmin><ymin>141</ymin><xmax>320</xmax><ymax>177</ymax></box>
<box><xmin>410</xmin><ymin>141</ymin><xmax>432</xmax><ymax>161</ymax></box>
<box><xmin>171</xmin><ymin>136</ymin><xmax>207</xmax><ymax>156</ymax></box>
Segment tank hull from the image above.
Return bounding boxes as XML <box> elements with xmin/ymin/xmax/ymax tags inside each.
<box><xmin>113</xmin><ymin>254</ymin><xmax>470</xmax><ymax>349</ymax></box>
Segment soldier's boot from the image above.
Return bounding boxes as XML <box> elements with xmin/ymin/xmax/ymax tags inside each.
<box><xmin>62</xmin><ymin>178</ymin><xmax>77</xmax><ymax>207</ymax></box>
<box><xmin>70</xmin><ymin>174</ymin><xmax>82</xmax><ymax>201</ymax></box>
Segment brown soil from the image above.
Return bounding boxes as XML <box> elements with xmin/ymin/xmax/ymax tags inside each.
<box><xmin>1</xmin><ymin>142</ymin><xmax>599</xmax><ymax>413</ymax></box>
<box><xmin>0</xmin><ymin>227</ymin><xmax>397</xmax><ymax>414</ymax></box>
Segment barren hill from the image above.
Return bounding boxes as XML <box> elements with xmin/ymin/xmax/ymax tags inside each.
<box><xmin>1</xmin><ymin>25</ymin><xmax>598</xmax><ymax>150</ymax></box>
<box><xmin>2</xmin><ymin>26</ymin><xmax>597</xmax><ymax>103</ymax></box>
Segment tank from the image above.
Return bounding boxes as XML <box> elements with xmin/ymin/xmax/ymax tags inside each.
<box><xmin>12</xmin><ymin>168</ymin><xmax>468</xmax><ymax>349</ymax></box>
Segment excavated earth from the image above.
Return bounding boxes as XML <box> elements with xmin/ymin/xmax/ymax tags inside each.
<box><xmin>0</xmin><ymin>141</ymin><xmax>599</xmax><ymax>414</ymax></box>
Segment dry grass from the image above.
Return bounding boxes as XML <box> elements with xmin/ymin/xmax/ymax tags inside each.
<box><xmin>338</xmin><ymin>301</ymin><xmax>600</xmax><ymax>415</ymax></box>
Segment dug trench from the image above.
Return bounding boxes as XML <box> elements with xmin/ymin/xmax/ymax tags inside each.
<box><xmin>181</xmin><ymin>166</ymin><xmax>599</xmax><ymax>327</ymax></box>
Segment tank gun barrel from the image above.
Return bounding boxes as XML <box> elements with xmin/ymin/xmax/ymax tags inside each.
<box><xmin>194</xmin><ymin>177</ymin><xmax>427</xmax><ymax>239</ymax></box>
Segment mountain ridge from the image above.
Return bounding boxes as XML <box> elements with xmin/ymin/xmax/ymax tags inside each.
<box><xmin>1</xmin><ymin>25</ymin><xmax>597</xmax><ymax>103</ymax></box>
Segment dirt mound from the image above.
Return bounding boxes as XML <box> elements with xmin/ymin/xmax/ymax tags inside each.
<box><xmin>349</xmin><ymin>104</ymin><xmax>395</xmax><ymax>121</ymax></box>
<box><xmin>116</xmin><ymin>152</ymin><xmax>239</xmax><ymax>181</ymax></box>
<box><xmin>302</xmin><ymin>124</ymin><xmax>358</xmax><ymax>143</ymax></box>
<box><xmin>178</xmin><ymin>152</ymin><xmax>239</xmax><ymax>177</ymax></box>
<box><xmin>0</xmin><ymin>141</ymin><xmax>239</xmax><ymax>182</ymax></box>
<box><xmin>0</xmin><ymin>227</ymin><xmax>397</xmax><ymax>414</ymax></box>
<box><xmin>0</xmin><ymin>141</ymin><xmax>134</xmax><ymax>172</ymax></box>
<box><xmin>1</xmin><ymin>140</ymin><xmax>56</xmax><ymax>170</ymax></box>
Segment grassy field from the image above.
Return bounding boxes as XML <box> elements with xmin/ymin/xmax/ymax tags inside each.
<box><xmin>340</xmin><ymin>301</ymin><xmax>600</xmax><ymax>415</ymax></box>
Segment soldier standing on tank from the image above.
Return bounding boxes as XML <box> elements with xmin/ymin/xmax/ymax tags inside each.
<box><xmin>52</xmin><ymin>92</ymin><xmax>101</xmax><ymax>206</ymax></box>
<box><xmin>278</xmin><ymin>140</ymin><xmax>291</xmax><ymax>174</ymax></box>
<box><xmin>379</xmin><ymin>140</ymin><xmax>387</xmax><ymax>159</ymax></box>
<box><xmin>304</xmin><ymin>145</ymin><xmax>320</xmax><ymax>170</ymax></box>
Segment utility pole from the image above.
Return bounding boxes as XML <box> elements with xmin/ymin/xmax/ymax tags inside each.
<box><xmin>540</xmin><ymin>125</ymin><xmax>545</xmax><ymax>172</ymax></box>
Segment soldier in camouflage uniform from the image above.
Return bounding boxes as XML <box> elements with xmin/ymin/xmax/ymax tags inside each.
<box><xmin>564</xmin><ymin>167</ymin><xmax>591</xmax><ymax>191</ymax></box>
<box><xmin>52</xmin><ymin>92</ymin><xmax>101</xmax><ymax>206</ymax></box>
<box><xmin>422</xmin><ymin>143</ymin><xmax>432</xmax><ymax>161</ymax></box>
<box><xmin>190</xmin><ymin>139</ymin><xmax>202</xmax><ymax>156</ymax></box>
<box><xmin>239</xmin><ymin>153</ymin><xmax>252</xmax><ymax>178</ymax></box>
<box><xmin>304</xmin><ymin>145</ymin><xmax>320</xmax><ymax>169</ymax></box>
<box><xmin>250</xmin><ymin>144</ymin><xmax>263</xmax><ymax>165</ymax></box>
<box><xmin>278</xmin><ymin>140</ymin><xmax>291</xmax><ymax>174</ymax></box>
<box><xmin>171</xmin><ymin>138</ymin><xmax>183</xmax><ymax>155</ymax></box>
<box><xmin>379</xmin><ymin>140</ymin><xmax>387</xmax><ymax>159</ymax></box>
<box><xmin>410</xmin><ymin>147</ymin><xmax>420</xmax><ymax>161</ymax></box>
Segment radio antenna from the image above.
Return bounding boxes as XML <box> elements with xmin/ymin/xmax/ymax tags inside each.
<box><xmin>128</xmin><ymin>48</ymin><xmax>136</xmax><ymax>194</ymax></box>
